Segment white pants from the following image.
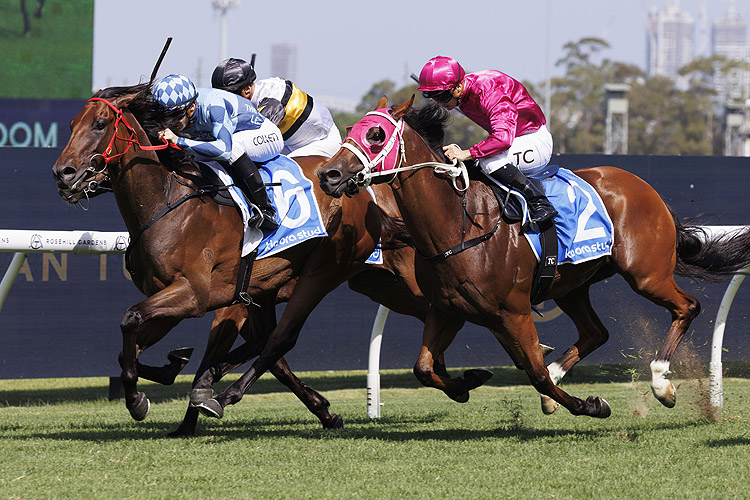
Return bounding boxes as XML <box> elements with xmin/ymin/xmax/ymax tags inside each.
<box><xmin>287</xmin><ymin>123</ymin><xmax>343</xmax><ymax>158</ymax></box>
<box><xmin>477</xmin><ymin>125</ymin><xmax>553</xmax><ymax>178</ymax></box>
<box><xmin>229</xmin><ymin>119</ymin><xmax>284</xmax><ymax>164</ymax></box>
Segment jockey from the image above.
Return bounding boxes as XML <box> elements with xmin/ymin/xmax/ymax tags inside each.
<box><xmin>417</xmin><ymin>56</ymin><xmax>557</xmax><ymax>226</ymax></box>
<box><xmin>211</xmin><ymin>57</ymin><xmax>342</xmax><ymax>158</ymax></box>
<box><xmin>153</xmin><ymin>73</ymin><xmax>283</xmax><ymax>230</ymax></box>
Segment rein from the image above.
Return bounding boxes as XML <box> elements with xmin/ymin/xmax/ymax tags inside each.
<box><xmin>69</xmin><ymin>97</ymin><xmax>183</xmax><ymax>202</ymax></box>
<box><xmin>343</xmin><ymin>110</ymin><xmax>470</xmax><ymax>192</ymax></box>
<box><xmin>345</xmin><ymin>110</ymin><xmax>496</xmax><ymax>262</ymax></box>
<box><xmin>88</xmin><ymin>97</ymin><xmax>180</xmax><ymax>164</ymax></box>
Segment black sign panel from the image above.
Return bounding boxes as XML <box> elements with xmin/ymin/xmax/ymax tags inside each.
<box><xmin>0</xmin><ymin>149</ymin><xmax>749</xmax><ymax>378</ymax></box>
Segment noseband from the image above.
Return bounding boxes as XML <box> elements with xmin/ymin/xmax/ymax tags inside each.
<box><xmin>342</xmin><ymin>109</ymin><xmax>469</xmax><ymax>192</ymax></box>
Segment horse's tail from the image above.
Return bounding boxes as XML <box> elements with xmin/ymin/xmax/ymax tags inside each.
<box><xmin>374</xmin><ymin>205</ymin><xmax>413</xmax><ymax>250</ymax></box>
<box><xmin>672</xmin><ymin>208</ymin><xmax>750</xmax><ymax>282</ymax></box>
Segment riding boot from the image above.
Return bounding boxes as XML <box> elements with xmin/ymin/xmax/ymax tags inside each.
<box><xmin>489</xmin><ymin>163</ymin><xmax>557</xmax><ymax>226</ymax></box>
<box><xmin>228</xmin><ymin>153</ymin><xmax>279</xmax><ymax>231</ymax></box>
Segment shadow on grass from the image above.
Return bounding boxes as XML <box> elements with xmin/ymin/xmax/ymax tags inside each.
<box><xmin>2</xmin><ymin>360</ymin><xmax>750</xmax><ymax>407</ymax></box>
<box><xmin>4</xmin><ymin>414</ymin><xmax>718</xmax><ymax>444</ymax></box>
<box><xmin>705</xmin><ymin>436</ymin><xmax>750</xmax><ymax>447</ymax></box>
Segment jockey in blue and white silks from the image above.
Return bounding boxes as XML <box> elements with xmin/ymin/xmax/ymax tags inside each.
<box><xmin>178</xmin><ymin>87</ymin><xmax>283</xmax><ymax>164</ymax></box>
<box><xmin>154</xmin><ymin>74</ymin><xmax>283</xmax><ymax>230</ymax></box>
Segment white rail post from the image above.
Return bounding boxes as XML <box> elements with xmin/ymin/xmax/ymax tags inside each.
<box><xmin>0</xmin><ymin>252</ymin><xmax>27</xmax><ymax>313</ymax></box>
<box><xmin>710</xmin><ymin>266</ymin><xmax>749</xmax><ymax>408</ymax></box>
<box><xmin>367</xmin><ymin>305</ymin><xmax>389</xmax><ymax>419</ymax></box>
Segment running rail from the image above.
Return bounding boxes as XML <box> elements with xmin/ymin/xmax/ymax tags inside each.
<box><xmin>0</xmin><ymin>227</ymin><xmax>746</xmax><ymax>414</ymax></box>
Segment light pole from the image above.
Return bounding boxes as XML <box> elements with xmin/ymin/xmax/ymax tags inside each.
<box><xmin>212</xmin><ymin>0</ymin><xmax>239</xmax><ymax>62</ymax></box>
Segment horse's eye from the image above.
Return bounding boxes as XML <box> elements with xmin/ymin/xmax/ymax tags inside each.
<box><xmin>93</xmin><ymin>117</ymin><xmax>107</xmax><ymax>131</ymax></box>
<box><xmin>366</xmin><ymin>126</ymin><xmax>385</xmax><ymax>144</ymax></box>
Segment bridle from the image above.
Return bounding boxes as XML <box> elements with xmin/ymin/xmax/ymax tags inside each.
<box><xmin>70</xmin><ymin>97</ymin><xmax>180</xmax><ymax>202</ymax></box>
<box><xmin>341</xmin><ymin>110</ymin><xmax>469</xmax><ymax>193</ymax></box>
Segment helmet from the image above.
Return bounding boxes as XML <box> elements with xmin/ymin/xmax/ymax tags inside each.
<box><xmin>417</xmin><ymin>56</ymin><xmax>465</xmax><ymax>92</ymax></box>
<box><xmin>153</xmin><ymin>74</ymin><xmax>197</xmax><ymax>109</ymax></box>
<box><xmin>211</xmin><ymin>58</ymin><xmax>256</xmax><ymax>94</ymax></box>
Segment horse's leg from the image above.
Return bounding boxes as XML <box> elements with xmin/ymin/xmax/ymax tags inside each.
<box><xmin>119</xmin><ymin>347</ymin><xmax>195</xmax><ymax>386</ymax></box>
<box><xmin>411</xmin><ymin>305</ymin><xmax>493</xmax><ymax>403</ymax></box>
<box><xmin>190</xmin><ymin>297</ymin><xmax>345</xmax><ymax>428</ymax></box>
<box><xmin>539</xmin><ymin>285</ymin><xmax>609</xmax><ymax>414</ymax></box>
<box><xmin>269</xmin><ymin>358</ymin><xmax>344</xmax><ymax>429</ymax></box>
<box><xmin>169</xmin><ymin>304</ymin><xmax>245</xmax><ymax>437</ymax></box>
<box><xmin>120</xmin><ymin>281</ymin><xmax>205</xmax><ymax>421</ymax></box>
<box><xmin>197</xmin><ymin>270</ymin><xmax>348</xmax><ymax>418</ymax></box>
<box><xmin>493</xmin><ymin>310</ymin><xmax>611</xmax><ymax>418</ymax></box>
<box><xmin>622</xmin><ymin>274</ymin><xmax>700</xmax><ymax>408</ymax></box>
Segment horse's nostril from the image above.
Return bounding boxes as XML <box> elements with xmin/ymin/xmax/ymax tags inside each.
<box><xmin>325</xmin><ymin>169</ymin><xmax>341</xmax><ymax>182</ymax></box>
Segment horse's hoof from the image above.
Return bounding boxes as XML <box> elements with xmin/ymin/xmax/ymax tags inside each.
<box><xmin>189</xmin><ymin>388</ymin><xmax>214</xmax><ymax>406</ymax></box>
<box><xmin>652</xmin><ymin>382</ymin><xmax>676</xmax><ymax>408</ymax></box>
<box><xmin>167</xmin><ymin>347</ymin><xmax>194</xmax><ymax>364</ymax></box>
<box><xmin>197</xmin><ymin>398</ymin><xmax>224</xmax><ymax>419</ymax></box>
<box><xmin>322</xmin><ymin>413</ymin><xmax>344</xmax><ymax>429</ymax></box>
<box><xmin>586</xmin><ymin>396</ymin><xmax>611</xmax><ymax>418</ymax></box>
<box><xmin>540</xmin><ymin>343</ymin><xmax>555</xmax><ymax>357</ymax></box>
<box><xmin>448</xmin><ymin>391</ymin><xmax>470</xmax><ymax>403</ymax></box>
<box><xmin>128</xmin><ymin>392</ymin><xmax>151</xmax><ymax>421</ymax></box>
<box><xmin>463</xmin><ymin>368</ymin><xmax>493</xmax><ymax>390</ymax></box>
<box><xmin>540</xmin><ymin>394</ymin><xmax>560</xmax><ymax>415</ymax></box>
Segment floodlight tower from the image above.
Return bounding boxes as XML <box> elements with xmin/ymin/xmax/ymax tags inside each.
<box><xmin>213</xmin><ymin>0</ymin><xmax>239</xmax><ymax>62</ymax></box>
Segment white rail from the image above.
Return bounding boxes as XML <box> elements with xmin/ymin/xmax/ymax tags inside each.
<box><xmin>1</xmin><ymin>227</ymin><xmax>746</xmax><ymax>415</ymax></box>
<box><xmin>0</xmin><ymin>229</ymin><xmax>129</xmax><ymax>312</ymax></box>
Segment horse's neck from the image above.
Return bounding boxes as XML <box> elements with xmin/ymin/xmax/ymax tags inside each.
<box><xmin>111</xmin><ymin>150</ymin><xmax>177</xmax><ymax>236</ymax></box>
<box><xmin>391</xmin><ymin>163</ymin><xmax>465</xmax><ymax>257</ymax></box>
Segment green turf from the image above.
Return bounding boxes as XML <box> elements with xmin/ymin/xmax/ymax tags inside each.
<box><xmin>0</xmin><ymin>0</ymin><xmax>93</xmax><ymax>99</ymax></box>
<box><xmin>1</xmin><ymin>366</ymin><xmax>749</xmax><ymax>499</ymax></box>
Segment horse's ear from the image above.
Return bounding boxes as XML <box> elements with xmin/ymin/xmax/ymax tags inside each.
<box><xmin>391</xmin><ymin>95</ymin><xmax>415</xmax><ymax>120</ymax></box>
<box><xmin>110</xmin><ymin>93</ymin><xmax>138</xmax><ymax>109</ymax></box>
<box><xmin>375</xmin><ymin>96</ymin><xmax>388</xmax><ymax>110</ymax></box>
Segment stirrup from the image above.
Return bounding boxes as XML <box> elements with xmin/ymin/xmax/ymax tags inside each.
<box><xmin>259</xmin><ymin>209</ymin><xmax>280</xmax><ymax>231</ymax></box>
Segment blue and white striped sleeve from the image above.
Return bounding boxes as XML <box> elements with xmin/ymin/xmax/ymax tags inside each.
<box><xmin>176</xmin><ymin>103</ymin><xmax>234</xmax><ymax>162</ymax></box>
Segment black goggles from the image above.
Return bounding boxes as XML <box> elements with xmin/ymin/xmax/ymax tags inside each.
<box><xmin>422</xmin><ymin>89</ymin><xmax>454</xmax><ymax>103</ymax></box>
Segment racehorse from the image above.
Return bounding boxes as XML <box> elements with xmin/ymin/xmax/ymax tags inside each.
<box><xmin>316</xmin><ymin>96</ymin><xmax>750</xmax><ymax>418</ymax></box>
<box><xmin>51</xmin><ymin>84</ymin><xmax>437</xmax><ymax>434</ymax></box>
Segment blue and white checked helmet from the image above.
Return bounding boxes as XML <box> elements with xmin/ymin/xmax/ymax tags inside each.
<box><xmin>153</xmin><ymin>74</ymin><xmax>198</xmax><ymax>109</ymax></box>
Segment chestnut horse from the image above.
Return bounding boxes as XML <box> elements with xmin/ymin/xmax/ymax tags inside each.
<box><xmin>51</xmin><ymin>84</ymin><xmax>433</xmax><ymax>434</ymax></box>
<box><xmin>316</xmin><ymin>97</ymin><xmax>750</xmax><ymax>418</ymax></box>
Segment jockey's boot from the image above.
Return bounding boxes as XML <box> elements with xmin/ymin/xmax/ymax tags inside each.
<box><xmin>489</xmin><ymin>163</ymin><xmax>557</xmax><ymax>227</ymax></box>
<box><xmin>229</xmin><ymin>153</ymin><xmax>279</xmax><ymax>231</ymax></box>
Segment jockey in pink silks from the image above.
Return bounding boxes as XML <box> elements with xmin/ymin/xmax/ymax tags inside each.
<box><xmin>417</xmin><ymin>55</ymin><xmax>557</xmax><ymax>225</ymax></box>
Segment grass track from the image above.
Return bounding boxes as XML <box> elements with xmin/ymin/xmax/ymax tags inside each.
<box><xmin>1</xmin><ymin>365</ymin><xmax>750</xmax><ymax>499</ymax></box>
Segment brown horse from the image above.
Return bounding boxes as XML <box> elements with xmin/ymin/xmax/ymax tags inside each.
<box><xmin>316</xmin><ymin>97</ymin><xmax>750</xmax><ymax>418</ymax></box>
<box><xmin>51</xmin><ymin>83</ymin><xmax>432</xmax><ymax>434</ymax></box>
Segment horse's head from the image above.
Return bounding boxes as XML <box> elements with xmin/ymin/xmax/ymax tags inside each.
<box><xmin>318</xmin><ymin>96</ymin><xmax>414</xmax><ymax>198</ymax></box>
<box><xmin>52</xmin><ymin>93</ymin><xmax>138</xmax><ymax>204</ymax></box>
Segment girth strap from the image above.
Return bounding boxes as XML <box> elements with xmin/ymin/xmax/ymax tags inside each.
<box><xmin>233</xmin><ymin>250</ymin><xmax>258</xmax><ymax>307</ymax></box>
<box><xmin>529</xmin><ymin>220</ymin><xmax>558</xmax><ymax>305</ymax></box>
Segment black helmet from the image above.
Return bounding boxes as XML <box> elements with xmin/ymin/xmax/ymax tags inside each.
<box><xmin>211</xmin><ymin>58</ymin><xmax>256</xmax><ymax>93</ymax></box>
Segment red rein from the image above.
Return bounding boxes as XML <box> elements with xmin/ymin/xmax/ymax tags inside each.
<box><xmin>88</xmin><ymin>97</ymin><xmax>180</xmax><ymax>164</ymax></box>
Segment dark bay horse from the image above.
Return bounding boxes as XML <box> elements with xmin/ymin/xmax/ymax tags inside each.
<box><xmin>317</xmin><ymin>96</ymin><xmax>750</xmax><ymax>418</ymax></box>
<box><xmin>51</xmin><ymin>84</ymin><xmax>431</xmax><ymax>434</ymax></box>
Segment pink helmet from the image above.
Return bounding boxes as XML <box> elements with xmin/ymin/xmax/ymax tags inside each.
<box><xmin>417</xmin><ymin>56</ymin><xmax>465</xmax><ymax>92</ymax></box>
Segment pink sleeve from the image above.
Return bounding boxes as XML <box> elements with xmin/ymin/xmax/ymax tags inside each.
<box><xmin>469</xmin><ymin>93</ymin><xmax>517</xmax><ymax>159</ymax></box>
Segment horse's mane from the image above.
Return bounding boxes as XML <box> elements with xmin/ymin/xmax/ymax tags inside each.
<box><xmin>402</xmin><ymin>102</ymin><xmax>450</xmax><ymax>160</ymax></box>
<box><xmin>94</xmin><ymin>83</ymin><xmax>195</xmax><ymax>168</ymax></box>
